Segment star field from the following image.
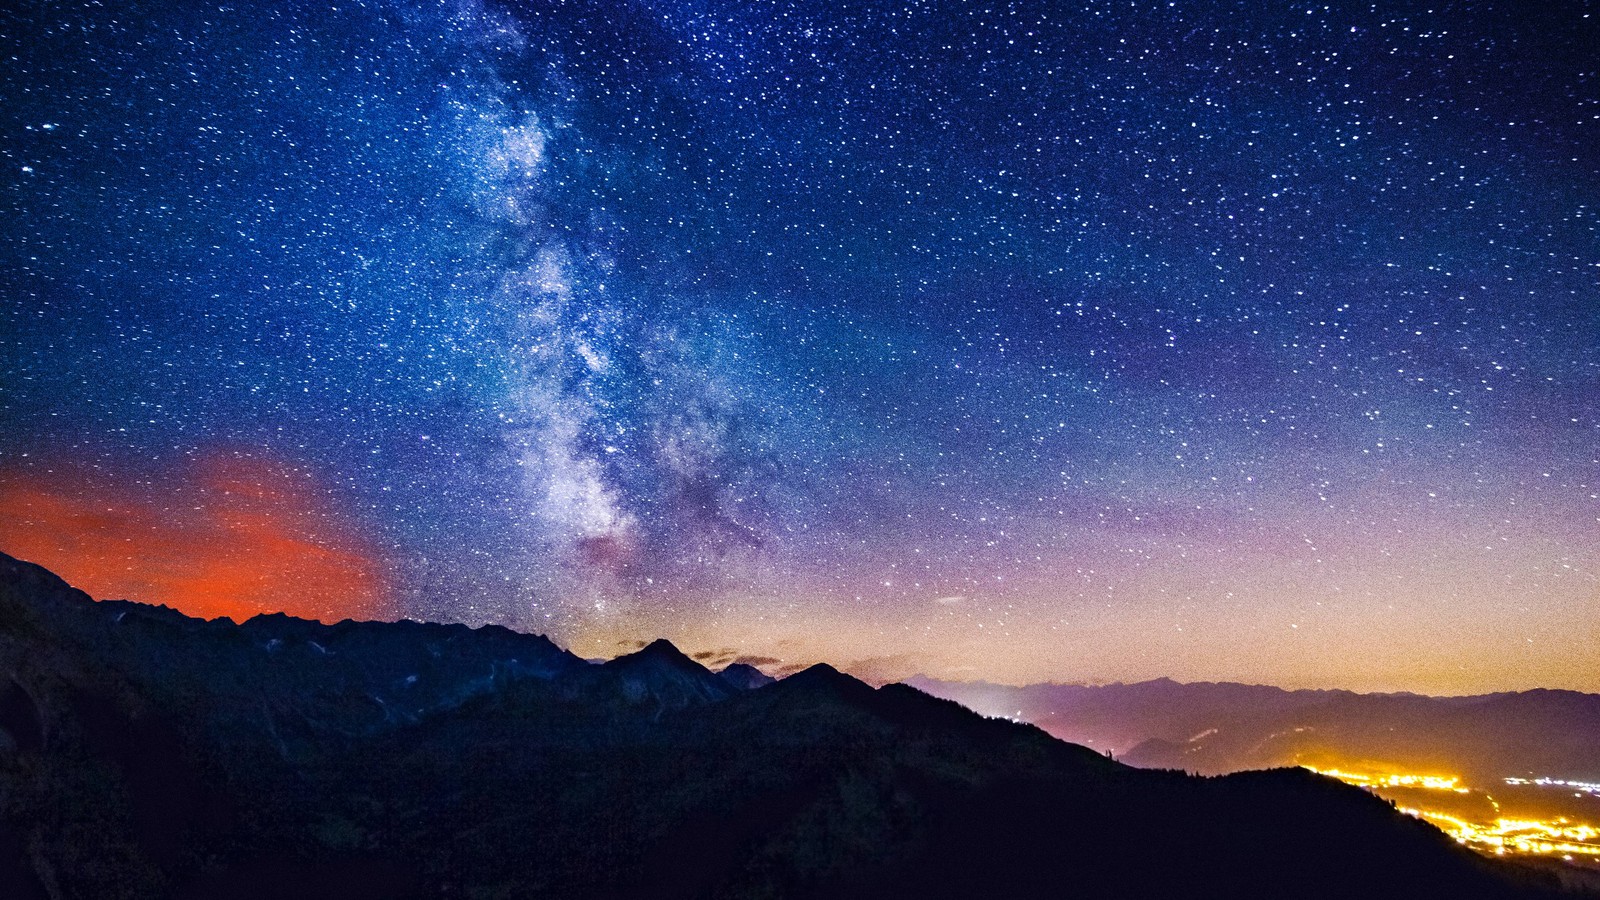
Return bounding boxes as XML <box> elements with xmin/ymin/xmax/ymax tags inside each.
<box><xmin>1</xmin><ymin>0</ymin><xmax>1596</xmax><ymax>692</ymax></box>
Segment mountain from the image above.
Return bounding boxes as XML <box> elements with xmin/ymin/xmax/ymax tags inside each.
<box><xmin>908</xmin><ymin>676</ymin><xmax>1600</xmax><ymax>783</ymax></box>
<box><xmin>602</xmin><ymin>638</ymin><xmax>739</xmax><ymax>710</ymax></box>
<box><xmin>718</xmin><ymin>661</ymin><xmax>777</xmax><ymax>690</ymax></box>
<box><xmin>0</xmin><ymin>552</ymin><xmax>1571</xmax><ymax>898</ymax></box>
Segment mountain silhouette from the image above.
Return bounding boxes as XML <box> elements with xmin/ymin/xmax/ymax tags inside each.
<box><xmin>717</xmin><ymin>661</ymin><xmax>776</xmax><ymax>690</ymax></box>
<box><xmin>0</xmin><ymin>552</ymin><xmax>1570</xmax><ymax>898</ymax></box>
<box><xmin>908</xmin><ymin>676</ymin><xmax>1600</xmax><ymax>783</ymax></box>
<box><xmin>602</xmin><ymin>638</ymin><xmax>740</xmax><ymax>711</ymax></box>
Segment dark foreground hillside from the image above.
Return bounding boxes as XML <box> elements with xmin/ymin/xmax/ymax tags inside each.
<box><xmin>0</xmin><ymin>552</ymin><xmax>1568</xmax><ymax>899</ymax></box>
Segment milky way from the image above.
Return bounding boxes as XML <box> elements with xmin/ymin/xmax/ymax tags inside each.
<box><xmin>2</xmin><ymin>0</ymin><xmax>1596</xmax><ymax>692</ymax></box>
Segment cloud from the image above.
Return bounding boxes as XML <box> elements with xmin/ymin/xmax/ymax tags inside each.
<box><xmin>0</xmin><ymin>453</ymin><xmax>390</xmax><ymax>624</ymax></box>
<box><xmin>730</xmin><ymin>654</ymin><xmax>782</xmax><ymax>668</ymax></box>
<box><xmin>840</xmin><ymin>654</ymin><xmax>923</xmax><ymax>686</ymax></box>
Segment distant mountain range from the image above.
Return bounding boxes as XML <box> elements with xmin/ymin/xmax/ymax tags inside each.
<box><xmin>0</xmin><ymin>552</ymin><xmax>1576</xmax><ymax>898</ymax></box>
<box><xmin>906</xmin><ymin>676</ymin><xmax>1600</xmax><ymax>783</ymax></box>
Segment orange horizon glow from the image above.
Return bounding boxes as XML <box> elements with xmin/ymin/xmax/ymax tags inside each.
<box><xmin>0</xmin><ymin>453</ymin><xmax>390</xmax><ymax>624</ymax></box>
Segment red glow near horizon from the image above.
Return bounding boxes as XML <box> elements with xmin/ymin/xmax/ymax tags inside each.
<box><xmin>0</xmin><ymin>454</ymin><xmax>390</xmax><ymax>623</ymax></box>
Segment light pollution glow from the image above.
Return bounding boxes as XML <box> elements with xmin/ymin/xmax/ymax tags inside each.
<box><xmin>0</xmin><ymin>454</ymin><xmax>390</xmax><ymax>624</ymax></box>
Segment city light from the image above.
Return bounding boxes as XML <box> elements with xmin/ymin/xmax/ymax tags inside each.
<box><xmin>1304</xmin><ymin>767</ymin><xmax>1600</xmax><ymax>863</ymax></box>
<box><xmin>1302</xmin><ymin>766</ymin><xmax>1467</xmax><ymax>793</ymax></box>
<box><xmin>1504</xmin><ymin>777</ymin><xmax>1600</xmax><ymax>798</ymax></box>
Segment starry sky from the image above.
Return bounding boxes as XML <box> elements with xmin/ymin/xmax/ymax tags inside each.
<box><xmin>2</xmin><ymin>0</ymin><xmax>1596</xmax><ymax>693</ymax></box>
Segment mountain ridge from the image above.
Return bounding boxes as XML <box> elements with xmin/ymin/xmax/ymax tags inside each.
<box><xmin>0</xmin><ymin>551</ymin><xmax>1574</xmax><ymax>898</ymax></box>
<box><xmin>909</xmin><ymin>674</ymin><xmax>1600</xmax><ymax>782</ymax></box>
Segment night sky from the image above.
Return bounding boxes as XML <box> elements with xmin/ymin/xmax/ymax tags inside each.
<box><xmin>2</xmin><ymin>0</ymin><xmax>1596</xmax><ymax>693</ymax></box>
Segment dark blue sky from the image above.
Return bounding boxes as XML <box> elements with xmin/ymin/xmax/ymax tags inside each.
<box><xmin>2</xmin><ymin>0</ymin><xmax>1596</xmax><ymax>691</ymax></box>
